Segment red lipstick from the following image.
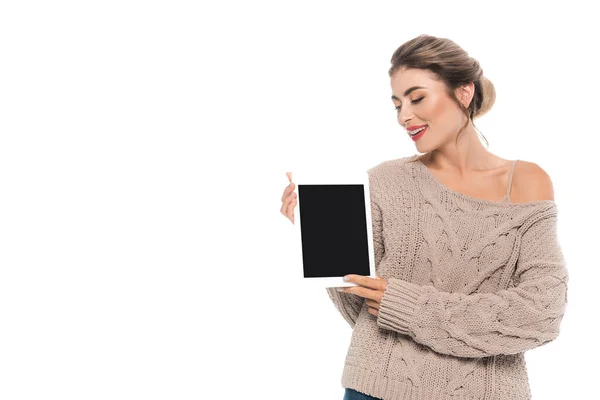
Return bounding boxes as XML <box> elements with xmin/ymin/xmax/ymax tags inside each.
<box><xmin>408</xmin><ymin>125</ymin><xmax>428</xmax><ymax>141</ymax></box>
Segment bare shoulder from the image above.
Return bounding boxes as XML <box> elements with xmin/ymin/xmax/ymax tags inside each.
<box><xmin>512</xmin><ymin>160</ymin><xmax>555</xmax><ymax>202</ymax></box>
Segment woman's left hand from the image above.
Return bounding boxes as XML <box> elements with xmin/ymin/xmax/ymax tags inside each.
<box><xmin>342</xmin><ymin>275</ymin><xmax>389</xmax><ymax>317</ymax></box>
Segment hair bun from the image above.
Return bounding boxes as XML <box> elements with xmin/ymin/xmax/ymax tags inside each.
<box><xmin>474</xmin><ymin>76</ymin><xmax>496</xmax><ymax>120</ymax></box>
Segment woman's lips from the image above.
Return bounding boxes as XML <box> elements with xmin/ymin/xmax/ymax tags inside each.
<box><xmin>410</xmin><ymin>126</ymin><xmax>427</xmax><ymax>141</ymax></box>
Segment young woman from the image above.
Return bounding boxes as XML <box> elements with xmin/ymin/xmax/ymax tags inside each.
<box><xmin>279</xmin><ymin>34</ymin><xmax>568</xmax><ymax>400</ymax></box>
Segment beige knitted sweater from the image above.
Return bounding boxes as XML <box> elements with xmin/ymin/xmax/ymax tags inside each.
<box><xmin>326</xmin><ymin>154</ymin><xmax>569</xmax><ymax>400</ymax></box>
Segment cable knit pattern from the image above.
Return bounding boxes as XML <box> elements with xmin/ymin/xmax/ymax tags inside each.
<box><xmin>325</xmin><ymin>154</ymin><xmax>568</xmax><ymax>400</ymax></box>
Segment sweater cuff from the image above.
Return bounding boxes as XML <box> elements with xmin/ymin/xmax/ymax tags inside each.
<box><xmin>376</xmin><ymin>278</ymin><xmax>427</xmax><ymax>335</ymax></box>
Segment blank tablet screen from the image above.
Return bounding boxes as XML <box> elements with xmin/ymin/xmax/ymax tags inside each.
<box><xmin>298</xmin><ymin>184</ymin><xmax>371</xmax><ymax>278</ymax></box>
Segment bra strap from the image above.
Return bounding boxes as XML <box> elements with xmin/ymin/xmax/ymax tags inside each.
<box><xmin>506</xmin><ymin>160</ymin><xmax>518</xmax><ymax>197</ymax></box>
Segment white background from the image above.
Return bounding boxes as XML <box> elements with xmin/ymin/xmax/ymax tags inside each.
<box><xmin>0</xmin><ymin>1</ymin><xmax>598</xmax><ymax>399</ymax></box>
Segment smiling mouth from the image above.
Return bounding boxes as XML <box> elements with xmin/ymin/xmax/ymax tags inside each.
<box><xmin>408</xmin><ymin>126</ymin><xmax>427</xmax><ymax>136</ymax></box>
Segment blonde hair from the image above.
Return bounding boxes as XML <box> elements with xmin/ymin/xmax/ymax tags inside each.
<box><xmin>389</xmin><ymin>34</ymin><xmax>496</xmax><ymax>147</ymax></box>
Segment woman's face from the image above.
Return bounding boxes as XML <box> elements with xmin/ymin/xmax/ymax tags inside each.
<box><xmin>390</xmin><ymin>67</ymin><xmax>472</xmax><ymax>152</ymax></box>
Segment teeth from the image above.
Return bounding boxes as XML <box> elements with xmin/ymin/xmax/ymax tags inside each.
<box><xmin>409</xmin><ymin>126</ymin><xmax>427</xmax><ymax>135</ymax></box>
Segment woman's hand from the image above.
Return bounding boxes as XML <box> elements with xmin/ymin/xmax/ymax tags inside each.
<box><xmin>280</xmin><ymin>172</ymin><xmax>297</xmax><ymax>224</ymax></box>
<box><xmin>341</xmin><ymin>275</ymin><xmax>389</xmax><ymax>317</ymax></box>
<box><xmin>281</xmin><ymin>175</ymin><xmax>387</xmax><ymax>316</ymax></box>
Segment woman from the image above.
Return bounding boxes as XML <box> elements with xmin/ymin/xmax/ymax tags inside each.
<box><xmin>279</xmin><ymin>34</ymin><xmax>568</xmax><ymax>400</ymax></box>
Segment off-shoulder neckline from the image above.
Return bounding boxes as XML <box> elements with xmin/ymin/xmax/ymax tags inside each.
<box><xmin>406</xmin><ymin>155</ymin><xmax>557</xmax><ymax>208</ymax></box>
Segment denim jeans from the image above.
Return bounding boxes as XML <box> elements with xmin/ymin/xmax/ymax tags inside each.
<box><xmin>343</xmin><ymin>388</ymin><xmax>382</xmax><ymax>400</ymax></box>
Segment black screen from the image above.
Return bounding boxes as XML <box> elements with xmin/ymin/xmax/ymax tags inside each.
<box><xmin>298</xmin><ymin>184</ymin><xmax>371</xmax><ymax>278</ymax></box>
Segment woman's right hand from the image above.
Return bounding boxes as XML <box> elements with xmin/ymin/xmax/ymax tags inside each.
<box><xmin>280</xmin><ymin>172</ymin><xmax>297</xmax><ymax>224</ymax></box>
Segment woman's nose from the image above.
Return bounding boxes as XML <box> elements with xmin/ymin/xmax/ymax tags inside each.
<box><xmin>399</xmin><ymin>112</ymin><xmax>412</xmax><ymax>126</ymax></box>
<box><xmin>397</xmin><ymin>107</ymin><xmax>412</xmax><ymax>126</ymax></box>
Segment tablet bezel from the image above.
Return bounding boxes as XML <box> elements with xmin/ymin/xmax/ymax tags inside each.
<box><xmin>293</xmin><ymin>168</ymin><xmax>377</xmax><ymax>289</ymax></box>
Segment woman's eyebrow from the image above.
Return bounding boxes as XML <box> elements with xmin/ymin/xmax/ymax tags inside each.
<box><xmin>391</xmin><ymin>86</ymin><xmax>427</xmax><ymax>101</ymax></box>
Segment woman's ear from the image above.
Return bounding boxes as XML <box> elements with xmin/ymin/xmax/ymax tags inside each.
<box><xmin>456</xmin><ymin>82</ymin><xmax>475</xmax><ymax>108</ymax></box>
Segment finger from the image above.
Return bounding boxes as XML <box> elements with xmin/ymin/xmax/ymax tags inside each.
<box><xmin>345</xmin><ymin>274</ymin><xmax>385</xmax><ymax>291</ymax></box>
<box><xmin>286</xmin><ymin>172</ymin><xmax>293</xmax><ymax>183</ymax></box>
<box><xmin>280</xmin><ymin>182</ymin><xmax>296</xmax><ymax>203</ymax></box>
<box><xmin>280</xmin><ymin>192</ymin><xmax>297</xmax><ymax>218</ymax></box>
<box><xmin>367</xmin><ymin>307</ymin><xmax>379</xmax><ymax>317</ymax></box>
<box><xmin>365</xmin><ymin>299</ymin><xmax>380</xmax><ymax>310</ymax></box>
<box><xmin>343</xmin><ymin>285</ymin><xmax>382</xmax><ymax>302</ymax></box>
<box><xmin>286</xmin><ymin>196</ymin><xmax>296</xmax><ymax>222</ymax></box>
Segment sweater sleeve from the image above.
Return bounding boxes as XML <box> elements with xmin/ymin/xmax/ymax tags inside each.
<box><xmin>326</xmin><ymin>194</ymin><xmax>385</xmax><ymax>329</ymax></box>
<box><xmin>376</xmin><ymin>210</ymin><xmax>569</xmax><ymax>358</ymax></box>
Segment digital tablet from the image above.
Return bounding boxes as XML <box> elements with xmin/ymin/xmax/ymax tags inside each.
<box><xmin>293</xmin><ymin>169</ymin><xmax>377</xmax><ymax>289</ymax></box>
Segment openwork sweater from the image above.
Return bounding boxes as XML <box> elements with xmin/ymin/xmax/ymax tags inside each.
<box><xmin>326</xmin><ymin>154</ymin><xmax>569</xmax><ymax>400</ymax></box>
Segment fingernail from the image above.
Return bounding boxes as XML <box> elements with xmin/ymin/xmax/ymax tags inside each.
<box><xmin>343</xmin><ymin>276</ymin><xmax>349</xmax><ymax>281</ymax></box>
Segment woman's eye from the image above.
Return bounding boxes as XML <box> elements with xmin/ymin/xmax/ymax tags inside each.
<box><xmin>395</xmin><ymin>97</ymin><xmax>424</xmax><ymax>111</ymax></box>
